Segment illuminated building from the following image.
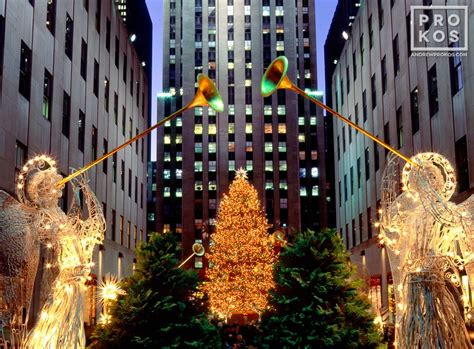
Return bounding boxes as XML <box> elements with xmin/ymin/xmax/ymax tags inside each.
<box><xmin>154</xmin><ymin>0</ymin><xmax>328</xmax><ymax>265</ymax></box>
<box><xmin>0</xmin><ymin>0</ymin><xmax>150</xmax><ymax>325</ymax></box>
<box><xmin>326</xmin><ymin>0</ymin><xmax>474</xmax><ymax>324</ymax></box>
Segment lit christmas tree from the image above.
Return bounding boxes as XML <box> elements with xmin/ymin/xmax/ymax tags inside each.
<box><xmin>202</xmin><ymin>169</ymin><xmax>276</xmax><ymax>319</ymax></box>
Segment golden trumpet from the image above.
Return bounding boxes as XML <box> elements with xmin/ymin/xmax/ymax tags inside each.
<box><xmin>56</xmin><ymin>74</ymin><xmax>224</xmax><ymax>187</ymax></box>
<box><xmin>261</xmin><ymin>56</ymin><xmax>416</xmax><ymax>166</ymax></box>
<box><xmin>177</xmin><ymin>242</ymin><xmax>205</xmax><ymax>269</ymax></box>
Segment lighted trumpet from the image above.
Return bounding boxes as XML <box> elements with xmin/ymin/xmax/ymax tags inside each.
<box><xmin>56</xmin><ymin>74</ymin><xmax>224</xmax><ymax>187</ymax></box>
<box><xmin>177</xmin><ymin>242</ymin><xmax>205</xmax><ymax>269</ymax></box>
<box><xmin>261</xmin><ymin>56</ymin><xmax>416</xmax><ymax>166</ymax></box>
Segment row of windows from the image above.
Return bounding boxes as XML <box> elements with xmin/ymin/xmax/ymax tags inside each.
<box><xmin>109</xmin><ymin>209</ymin><xmax>143</xmax><ymax>249</ymax></box>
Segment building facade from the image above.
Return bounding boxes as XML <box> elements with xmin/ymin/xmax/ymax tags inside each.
<box><xmin>328</xmin><ymin>0</ymin><xmax>474</xmax><ymax>322</ymax></box>
<box><xmin>154</xmin><ymin>0</ymin><xmax>327</xmax><ymax>264</ymax></box>
<box><xmin>0</xmin><ymin>0</ymin><xmax>150</xmax><ymax>324</ymax></box>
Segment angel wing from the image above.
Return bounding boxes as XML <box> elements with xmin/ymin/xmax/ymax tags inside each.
<box><xmin>0</xmin><ymin>190</ymin><xmax>38</xmax><ymax>327</ymax></box>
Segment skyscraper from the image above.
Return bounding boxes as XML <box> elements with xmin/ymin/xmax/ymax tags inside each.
<box><xmin>326</xmin><ymin>0</ymin><xmax>473</xmax><ymax>325</ymax></box>
<box><xmin>0</xmin><ymin>0</ymin><xmax>150</xmax><ymax>324</ymax></box>
<box><xmin>154</xmin><ymin>0</ymin><xmax>327</xmax><ymax>265</ymax></box>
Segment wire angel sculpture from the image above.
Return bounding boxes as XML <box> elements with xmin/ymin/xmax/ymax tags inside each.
<box><xmin>0</xmin><ymin>155</ymin><xmax>105</xmax><ymax>348</ymax></box>
<box><xmin>379</xmin><ymin>152</ymin><xmax>474</xmax><ymax>348</ymax></box>
<box><xmin>25</xmin><ymin>168</ymin><xmax>105</xmax><ymax>348</ymax></box>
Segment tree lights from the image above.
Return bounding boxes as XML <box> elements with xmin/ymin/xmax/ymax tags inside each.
<box><xmin>202</xmin><ymin>169</ymin><xmax>276</xmax><ymax>319</ymax></box>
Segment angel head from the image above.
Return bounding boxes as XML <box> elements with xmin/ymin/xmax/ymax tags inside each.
<box><xmin>402</xmin><ymin>152</ymin><xmax>456</xmax><ymax>201</ymax></box>
<box><xmin>17</xmin><ymin>155</ymin><xmax>64</xmax><ymax>208</ymax></box>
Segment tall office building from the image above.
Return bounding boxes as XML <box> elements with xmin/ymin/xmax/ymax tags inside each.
<box><xmin>0</xmin><ymin>0</ymin><xmax>150</xmax><ymax>325</ymax></box>
<box><xmin>154</xmin><ymin>0</ymin><xmax>327</xmax><ymax>264</ymax></box>
<box><xmin>327</xmin><ymin>0</ymin><xmax>473</xmax><ymax>323</ymax></box>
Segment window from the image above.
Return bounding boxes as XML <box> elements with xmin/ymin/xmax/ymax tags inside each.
<box><xmin>357</xmin><ymin>157</ymin><xmax>361</xmax><ymax>188</ymax></box>
<box><xmin>367</xmin><ymin>207</ymin><xmax>372</xmax><ymax>238</ymax></box>
<box><xmin>450</xmin><ymin>42</ymin><xmax>463</xmax><ymax>95</ymax></box>
<box><xmin>42</xmin><ymin>69</ymin><xmax>53</xmax><ymax>120</ymax></box>
<box><xmin>121</xmin><ymin>160</ymin><xmax>125</xmax><ymax>190</ymax></box>
<box><xmin>112</xmin><ymin>153</ymin><xmax>117</xmax><ymax>182</ymax></box>
<box><xmin>80</xmin><ymin>39</ymin><xmax>87</xmax><ymax>79</ymax></box>
<box><xmin>128</xmin><ymin>169</ymin><xmax>132</xmax><ymax>197</ymax></box>
<box><xmin>93</xmin><ymin>60</ymin><xmax>99</xmax><ymax>97</ymax></box>
<box><xmin>120</xmin><ymin>215</ymin><xmax>124</xmax><ymax>245</ymax></box>
<box><xmin>103</xmin><ymin>139</ymin><xmax>108</xmax><ymax>173</ymax></box>
<box><xmin>396</xmin><ymin>107</ymin><xmax>403</xmax><ymax>148</ymax></box>
<box><xmin>115</xmin><ymin>36</ymin><xmax>119</xmax><ymax>67</ymax></box>
<box><xmin>371</xmin><ymin>74</ymin><xmax>376</xmax><ymax>109</ymax></box>
<box><xmin>104</xmin><ymin>77</ymin><xmax>109</xmax><ymax>111</ymax></box>
<box><xmin>369</xmin><ymin>15</ymin><xmax>373</xmax><ymax>48</ymax></box>
<box><xmin>410</xmin><ymin>87</ymin><xmax>419</xmax><ymax>134</ymax></box>
<box><xmin>428</xmin><ymin>65</ymin><xmax>438</xmax><ymax>117</ymax></box>
<box><xmin>19</xmin><ymin>41</ymin><xmax>32</xmax><ymax>100</ymax></box>
<box><xmin>134</xmin><ymin>176</ymin><xmax>138</xmax><ymax>203</ymax></box>
<box><xmin>360</xmin><ymin>34</ymin><xmax>364</xmax><ymax>66</ymax></box>
<box><xmin>374</xmin><ymin>142</ymin><xmax>380</xmax><ymax>172</ymax></box>
<box><xmin>92</xmin><ymin>126</ymin><xmax>98</xmax><ymax>160</ymax></box>
<box><xmin>123</xmin><ymin>53</ymin><xmax>127</xmax><ymax>81</ymax></box>
<box><xmin>95</xmin><ymin>0</ymin><xmax>101</xmax><ymax>33</ymax></box>
<box><xmin>122</xmin><ymin>106</ymin><xmax>126</xmax><ymax>136</ymax></box>
<box><xmin>384</xmin><ymin>122</ymin><xmax>390</xmax><ymax>156</ymax></box>
<box><xmin>114</xmin><ymin>93</ymin><xmax>118</xmax><ymax>124</ymax></box>
<box><xmin>46</xmin><ymin>0</ymin><xmax>56</xmax><ymax>35</ymax></box>
<box><xmin>130</xmin><ymin>69</ymin><xmax>133</xmax><ymax>95</ymax></box>
<box><xmin>15</xmin><ymin>141</ymin><xmax>27</xmax><ymax>171</ymax></box>
<box><xmin>455</xmin><ymin>136</ymin><xmax>469</xmax><ymax>193</ymax></box>
<box><xmin>346</xmin><ymin>66</ymin><xmax>350</xmax><ymax>93</ymax></box>
<box><xmin>62</xmin><ymin>92</ymin><xmax>70</xmax><ymax>137</ymax></box>
<box><xmin>393</xmin><ymin>35</ymin><xmax>400</xmax><ymax>75</ymax></box>
<box><xmin>381</xmin><ymin>56</ymin><xmax>387</xmax><ymax>93</ymax></box>
<box><xmin>111</xmin><ymin>209</ymin><xmax>116</xmax><ymax>241</ymax></box>
<box><xmin>352</xmin><ymin>52</ymin><xmax>357</xmax><ymax>81</ymax></box>
<box><xmin>365</xmin><ymin>147</ymin><xmax>370</xmax><ymax>180</ymax></box>
<box><xmin>362</xmin><ymin>90</ymin><xmax>367</xmax><ymax>122</ymax></box>
<box><xmin>105</xmin><ymin>18</ymin><xmax>111</xmax><ymax>51</ymax></box>
<box><xmin>378</xmin><ymin>0</ymin><xmax>383</xmax><ymax>29</ymax></box>
<box><xmin>65</xmin><ymin>14</ymin><xmax>73</xmax><ymax>59</ymax></box>
<box><xmin>78</xmin><ymin>110</ymin><xmax>85</xmax><ymax>152</ymax></box>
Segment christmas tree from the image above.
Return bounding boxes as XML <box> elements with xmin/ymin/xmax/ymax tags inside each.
<box><xmin>258</xmin><ymin>229</ymin><xmax>382</xmax><ymax>348</ymax></box>
<box><xmin>90</xmin><ymin>232</ymin><xmax>221</xmax><ymax>348</ymax></box>
<box><xmin>202</xmin><ymin>169</ymin><xmax>276</xmax><ymax>319</ymax></box>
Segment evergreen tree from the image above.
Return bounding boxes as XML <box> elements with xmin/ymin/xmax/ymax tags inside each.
<box><xmin>258</xmin><ymin>229</ymin><xmax>381</xmax><ymax>349</ymax></box>
<box><xmin>90</xmin><ymin>232</ymin><xmax>221</xmax><ymax>348</ymax></box>
<box><xmin>202</xmin><ymin>169</ymin><xmax>276</xmax><ymax>319</ymax></box>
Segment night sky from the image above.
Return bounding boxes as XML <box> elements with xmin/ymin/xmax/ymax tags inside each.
<box><xmin>145</xmin><ymin>0</ymin><xmax>338</xmax><ymax>160</ymax></box>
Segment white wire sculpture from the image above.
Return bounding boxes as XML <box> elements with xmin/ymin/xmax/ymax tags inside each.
<box><xmin>0</xmin><ymin>155</ymin><xmax>105</xmax><ymax>348</ymax></box>
<box><xmin>379</xmin><ymin>152</ymin><xmax>474</xmax><ymax>348</ymax></box>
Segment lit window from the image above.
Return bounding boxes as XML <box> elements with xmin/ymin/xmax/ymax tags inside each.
<box><xmin>279</xmin><ymin>160</ymin><xmax>287</xmax><ymax>171</ymax></box>
<box><xmin>164</xmin><ymin>169</ymin><xmax>171</xmax><ymax>179</ymax></box>
<box><xmin>176</xmin><ymin>118</ymin><xmax>183</xmax><ymax>127</ymax></box>
<box><xmin>164</xmin><ymin>187</ymin><xmax>171</xmax><ymax>197</ymax></box>
<box><xmin>229</xmin><ymin>160</ymin><xmax>235</xmax><ymax>171</ymax></box>
<box><xmin>228</xmin><ymin>105</ymin><xmax>235</xmax><ymax>115</ymax></box>
<box><xmin>245</xmin><ymin>123</ymin><xmax>252</xmax><ymax>134</ymax></box>
<box><xmin>279</xmin><ymin>180</ymin><xmax>288</xmax><ymax>190</ymax></box>
<box><xmin>176</xmin><ymin>169</ymin><xmax>182</xmax><ymax>179</ymax></box>
<box><xmin>245</xmin><ymin>41</ymin><xmax>251</xmax><ymax>50</ymax></box>
<box><xmin>209</xmin><ymin>161</ymin><xmax>216</xmax><ymax>172</ymax></box>
<box><xmin>208</xmin><ymin>124</ymin><xmax>217</xmax><ymax>135</ymax></box>
<box><xmin>164</xmin><ymin>152</ymin><xmax>171</xmax><ymax>161</ymax></box>
<box><xmin>278</xmin><ymin>142</ymin><xmax>286</xmax><ymax>152</ymax></box>
<box><xmin>300</xmin><ymin>187</ymin><xmax>307</xmax><ymax>196</ymax></box>
<box><xmin>194</xmin><ymin>124</ymin><xmax>203</xmax><ymax>134</ymax></box>
<box><xmin>280</xmin><ymin>198</ymin><xmax>288</xmax><ymax>208</ymax></box>
<box><xmin>275</xmin><ymin>6</ymin><xmax>284</xmax><ymax>15</ymax></box>
<box><xmin>299</xmin><ymin>151</ymin><xmax>305</xmax><ymax>160</ymax></box>
<box><xmin>277</xmin><ymin>105</ymin><xmax>286</xmax><ymax>115</ymax></box>
<box><xmin>265</xmin><ymin>142</ymin><xmax>273</xmax><ymax>152</ymax></box>
<box><xmin>164</xmin><ymin>135</ymin><xmax>171</xmax><ymax>144</ymax></box>
<box><xmin>228</xmin><ymin>142</ymin><xmax>235</xmax><ymax>152</ymax></box>
<box><xmin>245</xmin><ymin>141</ymin><xmax>253</xmax><ymax>152</ymax></box>
<box><xmin>298</xmin><ymin>134</ymin><xmax>305</xmax><ymax>142</ymax></box>
<box><xmin>228</xmin><ymin>41</ymin><xmax>234</xmax><ymax>50</ymax></box>
<box><xmin>264</xmin><ymin>106</ymin><xmax>272</xmax><ymax>115</ymax></box>
<box><xmin>195</xmin><ymin>143</ymin><xmax>203</xmax><ymax>153</ymax></box>
<box><xmin>195</xmin><ymin>161</ymin><xmax>203</xmax><ymax>172</ymax></box>
<box><xmin>245</xmin><ymin>79</ymin><xmax>252</xmax><ymax>87</ymax></box>
<box><xmin>311</xmin><ymin>167</ymin><xmax>319</xmax><ymax>178</ymax></box>
<box><xmin>265</xmin><ymin>161</ymin><xmax>273</xmax><ymax>171</ymax></box>
<box><xmin>209</xmin><ymin>181</ymin><xmax>217</xmax><ymax>190</ymax></box>
<box><xmin>228</xmin><ymin>123</ymin><xmax>235</xmax><ymax>134</ymax></box>
<box><xmin>311</xmin><ymin>150</ymin><xmax>318</xmax><ymax>160</ymax></box>
<box><xmin>265</xmin><ymin>180</ymin><xmax>273</xmax><ymax>190</ymax></box>
<box><xmin>278</xmin><ymin>123</ymin><xmax>286</xmax><ymax>133</ymax></box>
<box><xmin>264</xmin><ymin>123</ymin><xmax>272</xmax><ymax>134</ymax></box>
<box><xmin>228</xmin><ymin>62</ymin><xmax>234</xmax><ymax>69</ymax></box>
<box><xmin>165</xmin><ymin>121</ymin><xmax>171</xmax><ymax>127</ymax></box>
<box><xmin>176</xmin><ymin>135</ymin><xmax>182</xmax><ymax>144</ymax></box>
<box><xmin>176</xmin><ymin>152</ymin><xmax>183</xmax><ymax>161</ymax></box>
<box><xmin>245</xmin><ymin>105</ymin><xmax>252</xmax><ymax>114</ymax></box>
<box><xmin>194</xmin><ymin>107</ymin><xmax>203</xmax><ymax>116</ymax></box>
<box><xmin>276</xmin><ymin>41</ymin><xmax>284</xmax><ymax>51</ymax></box>
<box><xmin>298</xmin><ymin>117</ymin><xmax>305</xmax><ymax>126</ymax></box>
<box><xmin>176</xmin><ymin>188</ymin><xmax>182</xmax><ymax>197</ymax></box>
<box><xmin>195</xmin><ymin>181</ymin><xmax>203</xmax><ymax>191</ymax></box>
<box><xmin>299</xmin><ymin>168</ymin><xmax>306</xmax><ymax>178</ymax></box>
<box><xmin>310</xmin><ymin>117</ymin><xmax>317</xmax><ymax>125</ymax></box>
<box><xmin>244</xmin><ymin>5</ymin><xmax>251</xmax><ymax>15</ymax></box>
<box><xmin>246</xmin><ymin>160</ymin><xmax>253</xmax><ymax>171</ymax></box>
<box><xmin>312</xmin><ymin>185</ymin><xmax>319</xmax><ymax>196</ymax></box>
<box><xmin>263</xmin><ymin>6</ymin><xmax>270</xmax><ymax>16</ymax></box>
<box><xmin>227</xmin><ymin>6</ymin><xmax>233</xmax><ymax>15</ymax></box>
<box><xmin>304</xmin><ymin>70</ymin><xmax>311</xmax><ymax>79</ymax></box>
<box><xmin>209</xmin><ymin>143</ymin><xmax>217</xmax><ymax>153</ymax></box>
